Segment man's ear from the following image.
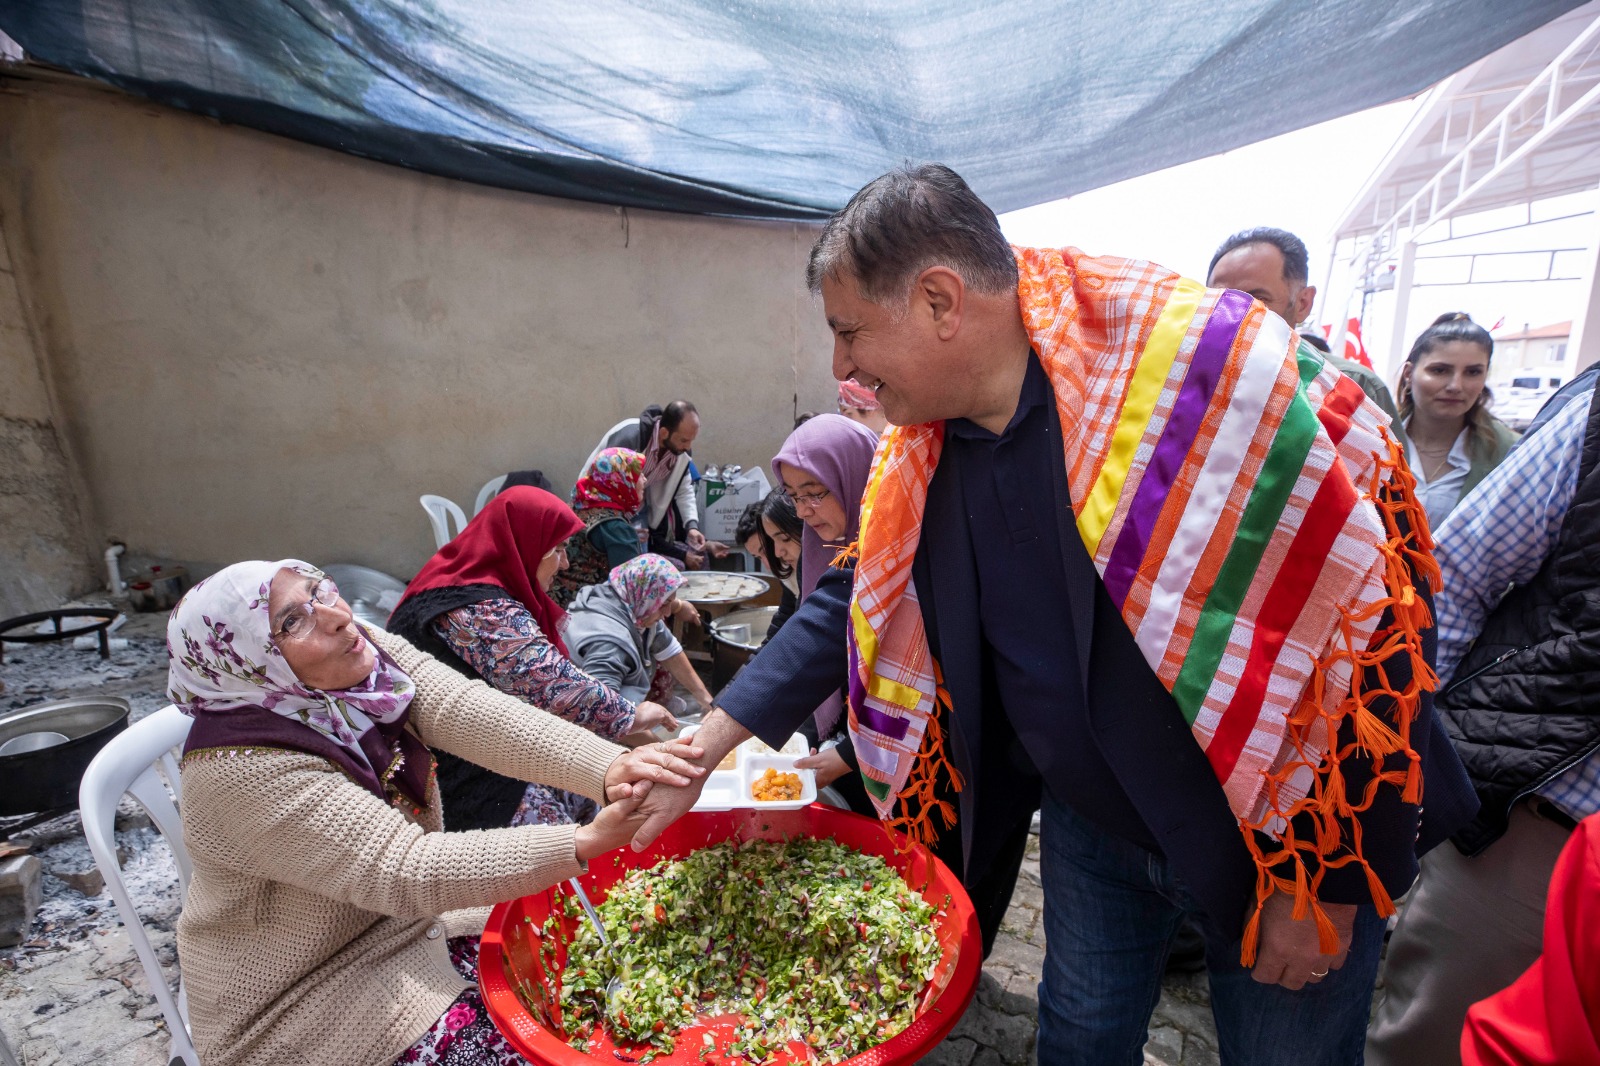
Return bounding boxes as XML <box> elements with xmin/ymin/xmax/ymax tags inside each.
<box><xmin>917</xmin><ymin>266</ymin><xmax>965</xmax><ymax>341</ymax></box>
<box><xmin>1294</xmin><ymin>284</ymin><xmax>1317</xmax><ymax>329</ymax></box>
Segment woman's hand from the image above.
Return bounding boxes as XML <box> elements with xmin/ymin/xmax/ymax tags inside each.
<box><xmin>575</xmin><ymin>790</ymin><xmax>648</xmax><ymax>862</ymax></box>
<box><xmin>631</xmin><ymin>701</ymin><xmax>680</xmax><ymax>737</ymax></box>
<box><xmin>603</xmin><ymin>740</ymin><xmax>706</xmax><ymax>799</ymax></box>
<box><xmin>794</xmin><ymin>746</ymin><xmax>851</xmax><ymax>788</ymax></box>
<box><xmin>673</xmin><ymin>599</ymin><xmax>701</xmax><ymax>627</ymax></box>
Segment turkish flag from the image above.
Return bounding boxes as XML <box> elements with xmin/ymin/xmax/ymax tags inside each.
<box><xmin>1341</xmin><ymin>318</ymin><xmax>1372</xmax><ymax>369</ymax></box>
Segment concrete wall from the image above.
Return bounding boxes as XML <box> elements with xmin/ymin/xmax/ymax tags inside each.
<box><xmin>0</xmin><ymin>169</ymin><xmax>97</xmax><ymax>618</ymax></box>
<box><xmin>0</xmin><ymin>77</ymin><xmax>837</xmax><ymax>582</ymax></box>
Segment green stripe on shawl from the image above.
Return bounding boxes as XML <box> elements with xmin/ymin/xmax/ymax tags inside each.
<box><xmin>1169</xmin><ymin>356</ymin><xmax>1325</xmax><ymax>723</ymax></box>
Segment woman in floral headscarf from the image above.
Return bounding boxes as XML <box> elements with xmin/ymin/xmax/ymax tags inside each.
<box><xmin>168</xmin><ymin>559</ymin><xmax>702</xmax><ymax>1066</ymax></box>
<box><xmin>565</xmin><ymin>554</ymin><xmax>715</xmax><ymax>715</ymax></box>
<box><xmin>387</xmin><ymin>487</ymin><xmax>678</xmax><ymax>831</ymax></box>
<box><xmin>549</xmin><ymin>446</ymin><xmax>648</xmax><ymax>607</ymax></box>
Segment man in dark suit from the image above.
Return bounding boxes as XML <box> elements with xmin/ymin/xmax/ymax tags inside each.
<box><xmin>629</xmin><ymin>164</ymin><xmax>1477</xmax><ymax>1065</ymax></box>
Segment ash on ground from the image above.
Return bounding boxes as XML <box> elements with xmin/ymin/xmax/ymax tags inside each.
<box><xmin>1</xmin><ymin>607</ymin><xmax>182</xmax><ymax>1065</ymax></box>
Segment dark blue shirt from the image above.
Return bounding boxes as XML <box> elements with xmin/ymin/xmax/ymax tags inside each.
<box><xmin>944</xmin><ymin>352</ymin><xmax>1158</xmax><ymax>851</ymax></box>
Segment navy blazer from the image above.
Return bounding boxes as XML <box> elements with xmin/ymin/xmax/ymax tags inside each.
<box><xmin>721</xmin><ymin>403</ymin><xmax>1479</xmax><ymax>938</ymax></box>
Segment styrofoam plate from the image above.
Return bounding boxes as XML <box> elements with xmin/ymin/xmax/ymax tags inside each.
<box><xmin>678</xmin><ymin>725</ymin><xmax>816</xmax><ymax>811</ymax></box>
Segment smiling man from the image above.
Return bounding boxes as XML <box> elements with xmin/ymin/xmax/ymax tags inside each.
<box><xmin>630</xmin><ymin>165</ymin><xmax>1477</xmax><ymax>1065</ymax></box>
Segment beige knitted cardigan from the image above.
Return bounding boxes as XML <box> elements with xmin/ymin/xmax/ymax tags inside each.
<box><xmin>175</xmin><ymin>628</ymin><xmax>625</xmax><ymax>1066</ymax></box>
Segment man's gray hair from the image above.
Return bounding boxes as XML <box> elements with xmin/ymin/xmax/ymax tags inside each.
<box><xmin>805</xmin><ymin>164</ymin><xmax>1019</xmax><ymax>304</ymax></box>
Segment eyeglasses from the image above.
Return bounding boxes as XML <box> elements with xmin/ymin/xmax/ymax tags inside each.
<box><xmin>783</xmin><ymin>487</ymin><xmax>831</xmax><ymax>509</ymax></box>
<box><xmin>273</xmin><ymin>578</ymin><xmax>340</xmax><ymax>643</ymax></box>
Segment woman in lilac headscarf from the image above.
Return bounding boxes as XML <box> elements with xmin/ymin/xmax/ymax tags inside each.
<box><xmin>768</xmin><ymin>413</ymin><xmax>880</xmax><ymax>810</ymax></box>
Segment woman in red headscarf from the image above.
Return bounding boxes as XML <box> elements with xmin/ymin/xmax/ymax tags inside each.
<box><xmin>388</xmin><ymin>486</ymin><xmax>676</xmax><ymax>831</ymax></box>
<box><xmin>1461</xmin><ymin>813</ymin><xmax>1600</xmax><ymax>1066</ymax></box>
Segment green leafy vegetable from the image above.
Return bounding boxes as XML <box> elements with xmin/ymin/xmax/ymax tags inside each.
<box><xmin>560</xmin><ymin>838</ymin><xmax>941</xmax><ymax>1063</ymax></box>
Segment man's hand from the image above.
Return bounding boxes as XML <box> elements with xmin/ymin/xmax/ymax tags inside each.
<box><xmin>603</xmin><ymin>740</ymin><xmax>705</xmax><ymax>799</ymax></box>
<box><xmin>630</xmin><ymin>708</ymin><xmax>751</xmax><ymax>851</ymax></box>
<box><xmin>794</xmin><ymin>746</ymin><xmax>850</xmax><ymax>788</ymax></box>
<box><xmin>686</xmin><ymin>528</ymin><xmax>707</xmax><ymax>551</ymax></box>
<box><xmin>705</xmin><ymin>541</ymin><xmax>732</xmax><ymax>559</ymax></box>
<box><xmin>1249</xmin><ymin>893</ymin><xmax>1356</xmax><ymax>990</ymax></box>
<box><xmin>685</xmin><ymin>551</ymin><xmax>707</xmax><ymax>571</ymax></box>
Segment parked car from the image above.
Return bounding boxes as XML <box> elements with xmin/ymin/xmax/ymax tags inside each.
<box><xmin>1493</xmin><ymin>374</ymin><xmax>1564</xmax><ymax>431</ymax></box>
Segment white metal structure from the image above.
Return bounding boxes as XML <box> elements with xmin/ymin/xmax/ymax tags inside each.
<box><xmin>419</xmin><ymin>493</ymin><xmax>468</xmax><ymax>550</ymax></box>
<box><xmin>1326</xmin><ymin>1</ymin><xmax>1600</xmax><ymax>375</ymax></box>
<box><xmin>78</xmin><ymin>706</ymin><xmax>200</xmax><ymax>1066</ymax></box>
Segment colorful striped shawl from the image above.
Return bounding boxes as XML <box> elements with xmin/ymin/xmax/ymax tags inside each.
<box><xmin>846</xmin><ymin>247</ymin><xmax>1435</xmax><ymax>937</ymax></box>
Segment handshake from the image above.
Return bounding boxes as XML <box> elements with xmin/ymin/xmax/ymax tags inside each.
<box><xmin>573</xmin><ymin>710</ymin><xmax>750</xmax><ymax>861</ymax></box>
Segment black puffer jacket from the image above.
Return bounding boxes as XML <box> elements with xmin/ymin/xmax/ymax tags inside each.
<box><xmin>1438</xmin><ymin>381</ymin><xmax>1600</xmax><ymax>855</ymax></box>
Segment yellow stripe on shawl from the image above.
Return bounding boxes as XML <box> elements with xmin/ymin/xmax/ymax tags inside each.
<box><xmin>1077</xmin><ymin>278</ymin><xmax>1206</xmax><ymax>557</ymax></box>
<box><xmin>850</xmin><ymin>600</ymin><xmax>923</xmax><ymax>711</ymax></box>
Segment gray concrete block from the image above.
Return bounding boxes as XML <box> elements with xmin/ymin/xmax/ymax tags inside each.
<box><xmin>0</xmin><ymin>855</ymin><xmax>43</xmax><ymax>947</ymax></box>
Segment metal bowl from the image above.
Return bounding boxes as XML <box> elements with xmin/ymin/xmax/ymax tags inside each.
<box><xmin>322</xmin><ymin>564</ymin><xmax>407</xmax><ymax>629</ymax></box>
<box><xmin>0</xmin><ymin>697</ymin><xmax>130</xmax><ymax>817</ymax></box>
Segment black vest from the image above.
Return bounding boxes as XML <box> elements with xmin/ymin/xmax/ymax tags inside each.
<box><xmin>1439</xmin><ymin>381</ymin><xmax>1600</xmax><ymax>855</ymax></box>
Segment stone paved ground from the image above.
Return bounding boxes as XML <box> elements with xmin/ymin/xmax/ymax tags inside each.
<box><xmin>0</xmin><ymin>610</ymin><xmax>1225</xmax><ymax>1065</ymax></box>
<box><xmin>928</xmin><ymin>834</ymin><xmax>1220</xmax><ymax>1066</ymax></box>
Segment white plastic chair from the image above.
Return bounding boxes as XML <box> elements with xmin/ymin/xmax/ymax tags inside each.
<box><xmin>419</xmin><ymin>494</ymin><xmax>468</xmax><ymax>550</ymax></box>
<box><xmin>79</xmin><ymin>705</ymin><xmax>200</xmax><ymax>1066</ymax></box>
<box><xmin>473</xmin><ymin>475</ymin><xmax>507</xmax><ymax>516</ymax></box>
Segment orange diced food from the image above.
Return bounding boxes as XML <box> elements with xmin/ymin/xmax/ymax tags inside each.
<box><xmin>751</xmin><ymin>767</ymin><xmax>803</xmax><ymax>802</ymax></box>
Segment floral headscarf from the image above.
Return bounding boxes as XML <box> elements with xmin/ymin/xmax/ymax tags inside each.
<box><xmin>607</xmin><ymin>554</ymin><xmax>684</xmax><ymax>627</ymax></box>
<box><xmin>574</xmin><ymin>447</ymin><xmax>647</xmax><ymax>515</ymax></box>
<box><xmin>168</xmin><ymin>559</ymin><xmax>427</xmax><ymax>805</ymax></box>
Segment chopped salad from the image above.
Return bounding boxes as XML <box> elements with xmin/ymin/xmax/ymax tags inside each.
<box><xmin>556</xmin><ymin>837</ymin><xmax>945</xmax><ymax>1063</ymax></box>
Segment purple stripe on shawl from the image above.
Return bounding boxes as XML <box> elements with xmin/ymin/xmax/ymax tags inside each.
<box><xmin>855</xmin><ymin>699</ymin><xmax>912</xmax><ymax>740</ymax></box>
<box><xmin>1101</xmin><ymin>288</ymin><xmax>1252</xmax><ymax>606</ymax></box>
<box><xmin>845</xmin><ymin>631</ymin><xmax>911</xmax><ymax>739</ymax></box>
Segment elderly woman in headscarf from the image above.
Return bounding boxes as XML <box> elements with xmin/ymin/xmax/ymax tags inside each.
<box><xmin>168</xmin><ymin>559</ymin><xmax>702</xmax><ymax>1066</ymax></box>
<box><xmin>549</xmin><ymin>447</ymin><xmax>647</xmax><ymax>607</ymax></box>
<box><xmin>566</xmin><ymin>554</ymin><xmax>715</xmax><ymax>716</ymax></box>
<box><xmin>387</xmin><ymin>486</ymin><xmax>678</xmax><ymax>831</ymax></box>
<box><xmin>764</xmin><ymin>413</ymin><xmax>879</xmax><ymax>810</ymax></box>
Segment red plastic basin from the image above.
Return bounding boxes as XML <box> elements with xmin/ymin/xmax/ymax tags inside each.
<box><xmin>478</xmin><ymin>805</ymin><xmax>981</xmax><ymax>1065</ymax></box>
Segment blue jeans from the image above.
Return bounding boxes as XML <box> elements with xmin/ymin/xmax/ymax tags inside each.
<box><xmin>1036</xmin><ymin>793</ymin><xmax>1385</xmax><ymax>1066</ymax></box>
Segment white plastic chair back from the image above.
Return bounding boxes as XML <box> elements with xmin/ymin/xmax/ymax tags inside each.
<box><xmin>78</xmin><ymin>705</ymin><xmax>200</xmax><ymax>1066</ymax></box>
<box><xmin>473</xmin><ymin>475</ymin><xmax>507</xmax><ymax>516</ymax></box>
<box><xmin>419</xmin><ymin>494</ymin><xmax>468</xmax><ymax>550</ymax></box>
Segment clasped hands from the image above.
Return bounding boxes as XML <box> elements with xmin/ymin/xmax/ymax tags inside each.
<box><xmin>574</xmin><ymin>740</ymin><xmax>706</xmax><ymax>860</ymax></box>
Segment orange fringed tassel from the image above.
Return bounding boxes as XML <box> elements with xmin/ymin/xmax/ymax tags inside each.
<box><xmin>883</xmin><ymin>669</ymin><xmax>965</xmax><ymax>856</ymax></box>
<box><xmin>1237</xmin><ymin>430</ymin><xmax>1436</xmax><ymax>966</ymax></box>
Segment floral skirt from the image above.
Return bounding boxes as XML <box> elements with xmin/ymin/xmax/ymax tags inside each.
<box><xmin>392</xmin><ymin>937</ymin><xmax>526</xmax><ymax>1065</ymax></box>
<box><xmin>511</xmin><ymin>783</ymin><xmax>598</xmax><ymax>827</ymax></box>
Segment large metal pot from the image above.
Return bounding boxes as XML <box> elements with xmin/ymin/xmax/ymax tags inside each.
<box><xmin>0</xmin><ymin>697</ymin><xmax>130</xmax><ymax>817</ymax></box>
<box><xmin>707</xmin><ymin>606</ymin><xmax>777</xmax><ymax>690</ymax></box>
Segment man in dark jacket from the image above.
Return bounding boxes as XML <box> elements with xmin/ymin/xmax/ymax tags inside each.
<box><xmin>1368</xmin><ymin>373</ymin><xmax>1600</xmax><ymax>1065</ymax></box>
<box><xmin>632</xmin><ymin>165</ymin><xmax>1477</xmax><ymax>1066</ymax></box>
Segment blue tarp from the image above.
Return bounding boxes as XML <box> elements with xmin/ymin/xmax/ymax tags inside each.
<box><xmin>1</xmin><ymin>1</ymin><xmax>1586</xmax><ymax>219</ymax></box>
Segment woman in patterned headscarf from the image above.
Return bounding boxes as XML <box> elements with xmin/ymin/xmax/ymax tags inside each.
<box><xmin>566</xmin><ymin>554</ymin><xmax>715</xmax><ymax>716</ymax></box>
<box><xmin>167</xmin><ymin>559</ymin><xmax>702</xmax><ymax>1066</ymax></box>
<box><xmin>550</xmin><ymin>446</ymin><xmax>648</xmax><ymax>607</ymax></box>
<box><xmin>387</xmin><ymin>487</ymin><xmax>679</xmax><ymax>830</ymax></box>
